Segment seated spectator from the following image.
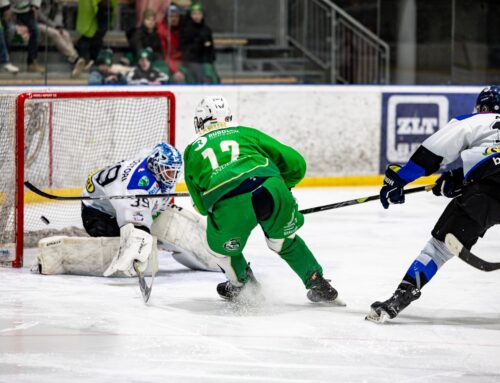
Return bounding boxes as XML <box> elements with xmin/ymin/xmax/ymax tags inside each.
<box><xmin>88</xmin><ymin>48</ymin><xmax>127</xmax><ymax>85</ymax></box>
<box><xmin>128</xmin><ymin>9</ymin><xmax>163</xmax><ymax>63</ymax></box>
<box><xmin>11</xmin><ymin>0</ymin><xmax>45</xmax><ymax>73</ymax></box>
<box><xmin>157</xmin><ymin>4</ymin><xmax>185</xmax><ymax>83</ymax></box>
<box><xmin>0</xmin><ymin>2</ymin><xmax>18</xmax><ymax>73</ymax></box>
<box><xmin>37</xmin><ymin>0</ymin><xmax>85</xmax><ymax>77</ymax></box>
<box><xmin>180</xmin><ymin>2</ymin><xmax>218</xmax><ymax>84</ymax></box>
<box><xmin>127</xmin><ymin>47</ymin><xmax>168</xmax><ymax>85</ymax></box>
<box><xmin>76</xmin><ymin>0</ymin><xmax>117</xmax><ymax>65</ymax></box>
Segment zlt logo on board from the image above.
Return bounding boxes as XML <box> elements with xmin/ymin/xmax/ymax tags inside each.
<box><xmin>379</xmin><ymin>92</ymin><xmax>477</xmax><ymax>173</ymax></box>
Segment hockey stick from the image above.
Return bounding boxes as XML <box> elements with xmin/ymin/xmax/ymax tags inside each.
<box><xmin>299</xmin><ymin>185</ymin><xmax>434</xmax><ymax>215</ymax></box>
<box><xmin>133</xmin><ymin>261</ymin><xmax>155</xmax><ymax>303</ymax></box>
<box><xmin>24</xmin><ymin>181</ymin><xmax>190</xmax><ymax>201</ymax></box>
<box><xmin>445</xmin><ymin>234</ymin><xmax>500</xmax><ymax>272</ymax></box>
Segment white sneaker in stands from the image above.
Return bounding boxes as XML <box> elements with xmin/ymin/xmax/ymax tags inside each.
<box><xmin>2</xmin><ymin>63</ymin><xmax>19</xmax><ymax>73</ymax></box>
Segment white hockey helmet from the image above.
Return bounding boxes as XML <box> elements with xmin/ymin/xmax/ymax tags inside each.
<box><xmin>193</xmin><ymin>96</ymin><xmax>233</xmax><ymax>135</ymax></box>
<box><xmin>146</xmin><ymin>143</ymin><xmax>183</xmax><ymax>192</ymax></box>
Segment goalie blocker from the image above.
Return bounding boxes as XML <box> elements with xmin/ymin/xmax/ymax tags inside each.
<box><xmin>34</xmin><ymin>204</ymin><xmax>219</xmax><ymax>276</ymax></box>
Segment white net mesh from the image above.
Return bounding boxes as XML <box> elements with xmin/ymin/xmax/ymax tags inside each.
<box><xmin>0</xmin><ymin>90</ymin><xmax>175</xmax><ymax>267</ymax></box>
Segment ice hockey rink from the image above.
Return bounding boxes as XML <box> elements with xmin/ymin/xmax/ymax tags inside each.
<box><xmin>2</xmin><ymin>186</ymin><xmax>500</xmax><ymax>383</ymax></box>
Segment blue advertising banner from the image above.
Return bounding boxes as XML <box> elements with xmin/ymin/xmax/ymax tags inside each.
<box><xmin>380</xmin><ymin>92</ymin><xmax>477</xmax><ymax>173</ymax></box>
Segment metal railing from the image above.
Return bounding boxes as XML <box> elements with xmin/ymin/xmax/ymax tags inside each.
<box><xmin>287</xmin><ymin>0</ymin><xmax>390</xmax><ymax>84</ymax></box>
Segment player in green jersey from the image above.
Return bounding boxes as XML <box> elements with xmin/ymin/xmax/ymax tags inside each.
<box><xmin>184</xmin><ymin>96</ymin><xmax>340</xmax><ymax>303</ymax></box>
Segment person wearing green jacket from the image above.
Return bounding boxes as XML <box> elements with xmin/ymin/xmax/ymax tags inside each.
<box><xmin>184</xmin><ymin>96</ymin><xmax>340</xmax><ymax>304</ymax></box>
<box><xmin>76</xmin><ymin>0</ymin><xmax>117</xmax><ymax>64</ymax></box>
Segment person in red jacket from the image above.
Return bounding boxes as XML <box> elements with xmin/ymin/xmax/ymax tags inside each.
<box><xmin>157</xmin><ymin>4</ymin><xmax>185</xmax><ymax>83</ymax></box>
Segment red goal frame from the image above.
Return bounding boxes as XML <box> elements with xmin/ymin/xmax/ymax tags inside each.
<box><xmin>12</xmin><ymin>90</ymin><xmax>176</xmax><ymax>268</ymax></box>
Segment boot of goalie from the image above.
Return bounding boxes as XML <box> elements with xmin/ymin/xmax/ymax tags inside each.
<box><xmin>306</xmin><ymin>271</ymin><xmax>338</xmax><ymax>303</ymax></box>
<box><xmin>217</xmin><ymin>265</ymin><xmax>262</xmax><ymax>302</ymax></box>
<box><xmin>369</xmin><ymin>283</ymin><xmax>421</xmax><ymax>322</ymax></box>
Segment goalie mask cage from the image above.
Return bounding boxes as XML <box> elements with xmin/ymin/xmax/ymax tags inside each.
<box><xmin>0</xmin><ymin>90</ymin><xmax>176</xmax><ymax>268</ymax></box>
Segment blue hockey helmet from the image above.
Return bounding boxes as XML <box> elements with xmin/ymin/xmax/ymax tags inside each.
<box><xmin>147</xmin><ymin>143</ymin><xmax>182</xmax><ymax>191</ymax></box>
<box><xmin>475</xmin><ymin>86</ymin><xmax>500</xmax><ymax>113</ymax></box>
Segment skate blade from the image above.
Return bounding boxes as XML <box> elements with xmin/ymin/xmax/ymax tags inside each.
<box><xmin>312</xmin><ymin>297</ymin><xmax>347</xmax><ymax>307</ymax></box>
<box><xmin>365</xmin><ymin>308</ymin><xmax>389</xmax><ymax>324</ymax></box>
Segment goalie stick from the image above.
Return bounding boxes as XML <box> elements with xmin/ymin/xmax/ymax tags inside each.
<box><xmin>25</xmin><ymin>181</ymin><xmax>190</xmax><ymax>201</ymax></box>
<box><xmin>299</xmin><ymin>185</ymin><xmax>433</xmax><ymax>215</ymax></box>
<box><xmin>134</xmin><ymin>261</ymin><xmax>155</xmax><ymax>303</ymax></box>
<box><xmin>445</xmin><ymin>233</ymin><xmax>500</xmax><ymax>272</ymax></box>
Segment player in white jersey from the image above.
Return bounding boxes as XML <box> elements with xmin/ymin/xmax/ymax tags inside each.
<box><xmin>82</xmin><ymin>143</ymin><xmax>179</xmax><ymax>237</ymax></box>
<box><xmin>82</xmin><ymin>143</ymin><xmax>182</xmax><ymax>276</ymax></box>
<box><xmin>367</xmin><ymin>86</ymin><xmax>500</xmax><ymax>322</ymax></box>
<box><xmin>35</xmin><ymin>142</ymin><xmax>219</xmax><ymax>277</ymax></box>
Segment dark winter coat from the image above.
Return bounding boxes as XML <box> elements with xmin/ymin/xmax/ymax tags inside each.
<box><xmin>128</xmin><ymin>25</ymin><xmax>164</xmax><ymax>61</ymax></box>
<box><xmin>180</xmin><ymin>16</ymin><xmax>215</xmax><ymax>63</ymax></box>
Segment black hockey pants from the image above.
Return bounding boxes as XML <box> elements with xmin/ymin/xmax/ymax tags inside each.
<box><xmin>81</xmin><ymin>203</ymin><xmax>120</xmax><ymax>237</ymax></box>
<box><xmin>432</xmin><ymin>173</ymin><xmax>500</xmax><ymax>250</ymax></box>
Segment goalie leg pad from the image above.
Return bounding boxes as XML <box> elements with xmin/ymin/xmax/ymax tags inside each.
<box><xmin>151</xmin><ymin>204</ymin><xmax>219</xmax><ymax>271</ymax></box>
<box><xmin>36</xmin><ymin>234</ymin><xmax>158</xmax><ymax>277</ymax></box>
<box><xmin>36</xmin><ymin>235</ymin><xmax>120</xmax><ymax>276</ymax></box>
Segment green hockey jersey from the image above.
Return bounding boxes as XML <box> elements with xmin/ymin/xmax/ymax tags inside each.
<box><xmin>184</xmin><ymin>126</ymin><xmax>306</xmax><ymax>215</ymax></box>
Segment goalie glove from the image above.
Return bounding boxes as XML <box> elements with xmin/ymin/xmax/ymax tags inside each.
<box><xmin>432</xmin><ymin>168</ymin><xmax>464</xmax><ymax>198</ymax></box>
<box><xmin>380</xmin><ymin>164</ymin><xmax>407</xmax><ymax>209</ymax></box>
<box><xmin>103</xmin><ymin>223</ymin><xmax>153</xmax><ymax>277</ymax></box>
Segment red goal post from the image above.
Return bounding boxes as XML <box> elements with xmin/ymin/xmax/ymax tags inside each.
<box><xmin>0</xmin><ymin>90</ymin><xmax>176</xmax><ymax>268</ymax></box>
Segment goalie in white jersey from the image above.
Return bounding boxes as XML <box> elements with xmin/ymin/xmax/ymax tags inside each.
<box><xmin>367</xmin><ymin>86</ymin><xmax>500</xmax><ymax>322</ymax></box>
<box><xmin>36</xmin><ymin>142</ymin><xmax>219</xmax><ymax>276</ymax></box>
<box><xmin>82</xmin><ymin>143</ymin><xmax>182</xmax><ymax>276</ymax></box>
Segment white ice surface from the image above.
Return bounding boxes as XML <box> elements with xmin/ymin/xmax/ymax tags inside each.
<box><xmin>2</xmin><ymin>187</ymin><xmax>500</xmax><ymax>383</ymax></box>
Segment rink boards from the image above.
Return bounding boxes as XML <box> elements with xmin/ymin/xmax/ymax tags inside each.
<box><xmin>4</xmin><ymin>85</ymin><xmax>483</xmax><ymax>193</ymax></box>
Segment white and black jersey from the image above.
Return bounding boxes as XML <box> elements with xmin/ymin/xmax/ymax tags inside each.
<box><xmin>82</xmin><ymin>157</ymin><xmax>172</xmax><ymax>230</ymax></box>
<box><xmin>126</xmin><ymin>66</ymin><xmax>169</xmax><ymax>85</ymax></box>
<box><xmin>396</xmin><ymin>113</ymin><xmax>500</xmax><ymax>183</ymax></box>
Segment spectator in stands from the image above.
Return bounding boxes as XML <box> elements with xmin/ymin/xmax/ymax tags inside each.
<box><xmin>180</xmin><ymin>2</ymin><xmax>218</xmax><ymax>84</ymax></box>
<box><xmin>135</xmin><ymin>0</ymin><xmax>169</xmax><ymax>28</ymax></box>
<box><xmin>127</xmin><ymin>47</ymin><xmax>168</xmax><ymax>85</ymax></box>
<box><xmin>128</xmin><ymin>9</ymin><xmax>163</xmax><ymax>62</ymax></box>
<box><xmin>76</xmin><ymin>0</ymin><xmax>117</xmax><ymax>65</ymax></box>
<box><xmin>38</xmin><ymin>0</ymin><xmax>86</xmax><ymax>77</ymax></box>
<box><xmin>10</xmin><ymin>0</ymin><xmax>45</xmax><ymax>73</ymax></box>
<box><xmin>88</xmin><ymin>48</ymin><xmax>126</xmax><ymax>85</ymax></box>
<box><xmin>0</xmin><ymin>0</ymin><xmax>18</xmax><ymax>73</ymax></box>
<box><xmin>157</xmin><ymin>4</ymin><xmax>185</xmax><ymax>83</ymax></box>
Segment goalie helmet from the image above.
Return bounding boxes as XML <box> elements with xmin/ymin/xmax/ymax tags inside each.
<box><xmin>475</xmin><ymin>86</ymin><xmax>500</xmax><ymax>113</ymax></box>
<box><xmin>194</xmin><ymin>96</ymin><xmax>233</xmax><ymax>134</ymax></box>
<box><xmin>147</xmin><ymin>143</ymin><xmax>182</xmax><ymax>192</ymax></box>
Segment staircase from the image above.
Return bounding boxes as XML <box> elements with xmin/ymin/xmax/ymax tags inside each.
<box><xmin>214</xmin><ymin>34</ymin><xmax>326</xmax><ymax>84</ymax></box>
<box><xmin>287</xmin><ymin>0</ymin><xmax>390</xmax><ymax>84</ymax></box>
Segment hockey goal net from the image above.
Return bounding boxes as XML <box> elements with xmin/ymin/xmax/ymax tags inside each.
<box><xmin>0</xmin><ymin>90</ymin><xmax>176</xmax><ymax>268</ymax></box>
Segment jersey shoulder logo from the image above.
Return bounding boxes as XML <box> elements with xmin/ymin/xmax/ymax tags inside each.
<box><xmin>127</xmin><ymin>159</ymin><xmax>155</xmax><ymax>191</ymax></box>
<box><xmin>193</xmin><ymin>136</ymin><xmax>207</xmax><ymax>151</ymax></box>
<box><xmin>484</xmin><ymin>147</ymin><xmax>500</xmax><ymax>156</ymax></box>
<box><xmin>85</xmin><ymin>169</ymin><xmax>100</xmax><ymax>193</ymax></box>
<box><xmin>138</xmin><ymin>175</ymin><xmax>150</xmax><ymax>187</ymax></box>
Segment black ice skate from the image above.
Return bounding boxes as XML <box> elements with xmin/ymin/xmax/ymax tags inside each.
<box><xmin>306</xmin><ymin>271</ymin><xmax>342</xmax><ymax>304</ymax></box>
<box><xmin>217</xmin><ymin>265</ymin><xmax>261</xmax><ymax>302</ymax></box>
<box><xmin>366</xmin><ymin>283</ymin><xmax>421</xmax><ymax>323</ymax></box>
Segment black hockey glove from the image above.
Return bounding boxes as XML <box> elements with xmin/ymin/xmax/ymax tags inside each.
<box><xmin>432</xmin><ymin>168</ymin><xmax>464</xmax><ymax>198</ymax></box>
<box><xmin>380</xmin><ymin>164</ymin><xmax>407</xmax><ymax>209</ymax></box>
